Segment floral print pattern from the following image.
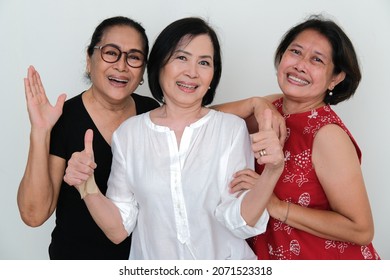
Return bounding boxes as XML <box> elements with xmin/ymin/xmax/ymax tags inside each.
<box><xmin>248</xmin><ymin>98</ymin><xmax>380</xmax><ymax>260</ymax></box>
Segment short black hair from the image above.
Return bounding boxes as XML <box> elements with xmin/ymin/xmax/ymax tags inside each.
<box><xmin>147</xmin><ymin>17</ymin><xmax>222</xmax><ymax>106</ymax></box>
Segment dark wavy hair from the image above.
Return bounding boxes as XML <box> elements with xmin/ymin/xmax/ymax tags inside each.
<box><xmin>274</xmin><ymin>15</ymin><xmax>361</xmax><ymax>105</ymax></box>
<box><xmin>147</xmin><ymin>17</ymin><xmax>222</xmax><ymax>106</ymax></box>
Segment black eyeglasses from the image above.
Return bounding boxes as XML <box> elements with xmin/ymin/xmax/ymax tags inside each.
<box><xmin>94</xmin><ymin>44</ymin><xmax>146</xmax><ymax>68</ymax></box>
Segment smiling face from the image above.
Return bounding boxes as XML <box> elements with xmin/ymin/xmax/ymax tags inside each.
<box><xmin>159</xmin><ymin>34</ymin><xmax>214</xmax><ymax>109</ymax></box>
<box><xmin>87</xmin><ymin>25</ymin><xmax>146</xmax><ymax>103</ymax></box>
<box><xmin>277</xmin><ymin>29</ymin><xmax>345</xmax><ymax>108</ymax></box>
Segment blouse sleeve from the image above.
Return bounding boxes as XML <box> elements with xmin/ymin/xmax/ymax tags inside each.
<box><xmin>106</xmin><ymin>130</ymin><xmax>138</xmax><ymax>235</ymax></box>
<box><xmin>215</xmin><ymin>120</ymin><xmax>269</xmax><ymax>239</ymax></box>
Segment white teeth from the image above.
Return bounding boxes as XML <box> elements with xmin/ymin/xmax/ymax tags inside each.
<box><xmin>109</xmin><ymin>77</ymin><xmax>128</xmax><ymax>83</ymax></box>
<box><xmin>288</xmin><ymin>75</ymin><xmax>309</xmax><ymax>85</ymax></box>
<box><xmin>176</xmin><ymin>82</ymin><xmax>197</xmax><ymax>89</ymax></box>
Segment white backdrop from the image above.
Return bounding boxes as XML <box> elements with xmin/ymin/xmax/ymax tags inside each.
<box><xmin>0</xmin><ymin>0</ymin><xmax>389</xmax><ymax>259</ymax></box>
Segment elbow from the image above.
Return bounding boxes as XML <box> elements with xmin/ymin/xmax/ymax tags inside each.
<box><xmin>108</xmin><ymin>232</ymin><xmax>128</xmax><ymax>245</ymax></box>
<box><xmin>17</xmin><ymin>203</ymin><xmax>51</xmax><ymax>227</ymax></box>
<box><xmin>17</xmin><ymin>194</ymin><xmax>52</xmax><ymax>227</ymax></box>
<box><xmin>355</xmin><ymin>228</ymin><xmax>374</xmax><ymax>246</ymax></box>
<box><xmin>19</xmin><ymin>211</ymin><xmax>47</xmax><ymax>227</ymax></box>
<box><xmin>106</xmin><ymin>228</ymin><xmax>129</xmax><ymax>245</ymax></box>
<box><xmin>349</xmin><ymin>223</ymin><xmax>375</xmax><ymax>246</ymax></box>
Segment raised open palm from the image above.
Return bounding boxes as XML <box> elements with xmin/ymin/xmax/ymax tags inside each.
<box><xmin>24</xmin><ymin>65</ymin><xmax>67</xmax><ymax>130</ymax></box>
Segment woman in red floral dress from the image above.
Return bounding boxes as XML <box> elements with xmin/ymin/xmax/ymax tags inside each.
<box><xmin>233</xmin><ymin>15</ymin><xmax>380</xmax><ymax>259</ymax></box>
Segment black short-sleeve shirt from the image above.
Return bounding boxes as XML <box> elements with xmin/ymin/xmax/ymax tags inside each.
<box><xmin>49</xmin><ymin>92</ymin><xmax>159</xmax><ymax>259</ymax></box>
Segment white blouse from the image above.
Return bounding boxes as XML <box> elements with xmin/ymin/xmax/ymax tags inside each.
<box><xmin>107</xmin><ymin>110</ymin><xmax>269</xmax><ymax>259</ymax></box>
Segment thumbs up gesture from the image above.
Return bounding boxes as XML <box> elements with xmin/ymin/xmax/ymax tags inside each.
<box><xmin>64</xmin><ymin>129</ymin><xmax>98</xmax><ymax>198</ymax></box>
<box><xmin>251</xmin><ymin>109</ymin><xmax>284</xmax><ymax>169</ymax></box>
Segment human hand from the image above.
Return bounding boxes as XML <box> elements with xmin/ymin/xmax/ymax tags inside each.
<box><xmin>229</xmin><ymin>168</ymin><xmax>260</xmax><ymax>194</ymax></box>
<box><xmin>64</xmin><ymin>129</ymin><xmax>97</xmax><ymax>188</ymax></box>
<box><xmin>253</xmin><ymin>98</ymin><xmax>286</xmax><ymax>146</ymax></box>
<box><xmin>252</xmin><ymin>109</ymin><xmax>284</xmax><ymax>169</ymax></box>
<box><xmin>24</xmin><ymin>65</ymin><xmax>67</xmax><ymax>131</ymax></box>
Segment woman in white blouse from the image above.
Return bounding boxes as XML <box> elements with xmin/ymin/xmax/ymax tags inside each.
<box><xmin>64</xmin><ymin>17</ymin><xmax>284</xmax><ymax>259</ymax></box>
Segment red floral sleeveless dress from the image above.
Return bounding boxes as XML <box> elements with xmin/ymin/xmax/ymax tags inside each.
<box><xmin>248</xmin><ymin>98</ymin><xmax>380</xmax><ymax>260</ymax></box>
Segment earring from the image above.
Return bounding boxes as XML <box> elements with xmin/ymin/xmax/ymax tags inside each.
<box><xmin>139</xmin><ymin>79</ymin><xmax>144</xmax><ymax>85</ymax></box>
<box><xmin>328</xmin><ymin>86</ymin><xmax>334</xmax><ymax>96</ymax></box>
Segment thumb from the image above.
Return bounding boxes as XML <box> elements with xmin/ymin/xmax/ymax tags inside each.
<box><xmin>84</xmin><ymin>129</ymin><xmax>94</xmax><ymax>160</ymax></box>
<box><xmin>54</xmin><ymin>93</ymin><xmax>67</xmax><ymax>112</ymax></box>
<box><xmin>258</xmin><ymin>108</ymin><xmax>273</xmax><ymax>131</ymax></box>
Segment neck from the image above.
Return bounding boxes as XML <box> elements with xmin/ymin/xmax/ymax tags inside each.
<box><xmin>89</xmin><ymin>88</ymin><xmax>132</xmax><ymax>112</ymax></box>
<box><xmin>155</xmin><ymin>104</ymin><xmax>209</xmax><ymax>148</ymax></box>
<box><xmin>162</xmin><ymin>104</ymin><xmax>206</xmax><ymax>120</ymax></box>
<box><xmin>282</xmin><ymin>98</ymin><xmax>325</xmax><ymax>115</ymax></box>
<box><xmin>151</xmin><ymin>104</ymin><xmax>209</xmax><ymax>130</ymax></box>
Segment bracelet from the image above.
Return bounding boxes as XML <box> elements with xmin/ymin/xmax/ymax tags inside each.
<box><xmin>282</xmin><ymin>201</ymin><xmax>291</xmax><ymax>223</ymax></box>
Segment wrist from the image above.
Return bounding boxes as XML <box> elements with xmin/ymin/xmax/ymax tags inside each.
<box><xmin>279</xmin><ymin>201</ymin><xmax>290</xmax><ymax>224</ymax></box>
<box><xmin>78</xmin><ymin>174</ymin><xmax>99</xmax><ymax>199</ymax></box>
<box><xmin>251</xmin><ymin>97</ymin><xmax>265</xmax><ymax>113</ymax></box>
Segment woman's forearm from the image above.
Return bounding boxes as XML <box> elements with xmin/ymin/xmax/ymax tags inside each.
<box><xmin>241</xmin><ymin>166</ymin><xmax>283</xmax><ymax>227</ymax></box>
<box><xmin>84</xmin><ymin>191</ymin><xmax>129</xmax><ymax>244</ymax></box>
<box><xmin>17</xmin><ymin>128</ymin><xmax>63</xmax><ymax>226</ymax></box>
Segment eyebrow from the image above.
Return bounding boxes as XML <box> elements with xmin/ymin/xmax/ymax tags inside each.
<box><xmin>175</xmin><ymin>49</ymin><xmax>213</xmax><ymax>60</ymax></box>
<box><xmin>290</xmin><ymin>42</ymin><xmax>329</xmax><ymax>60</ymax></box>
<box><xmin>129</xmin><ymin>49</ymin><xmax>145</xmax><ymax>54</ymax></box>
<box><xmin>105</xmin><ymin>43</ymin><xmax>145</xmax><ymax>55</ymax></box>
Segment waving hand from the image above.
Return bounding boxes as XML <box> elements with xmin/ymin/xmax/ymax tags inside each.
<box><xmin>24</xmin><ymin>65</ymin><xmax>66</xmax><ymax>130</ymax></box>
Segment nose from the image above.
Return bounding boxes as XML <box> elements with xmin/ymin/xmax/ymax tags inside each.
<box><xmin>114</xmin><ymin>52</ymin><xmax>129</xmax><ymax>71</ymax></box>
<box><xmin>294</xmin><ymin>56</ymin><xmax>308</xmax><ymax>73</ymax></box>
<box><xmin>185</xmin><ymin>62</ymin><xmax>199</xmax><ymax>78</ymax></box>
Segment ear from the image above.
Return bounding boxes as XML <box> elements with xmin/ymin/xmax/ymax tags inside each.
<box><xmin>329</xmin><ymin>71</ymin><xmax>346</xmax><ymax>91</ymax></box>
<box><xmin>86</xmin><ymin>54</ymin><xmax>91</xmax><ymax>76</ymax></box>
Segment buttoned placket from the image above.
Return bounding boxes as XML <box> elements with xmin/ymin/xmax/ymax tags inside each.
<box><xmin>167</xmin><ymin>129</ymin><xmax>192</xmax><ymax>245</ymax></box>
